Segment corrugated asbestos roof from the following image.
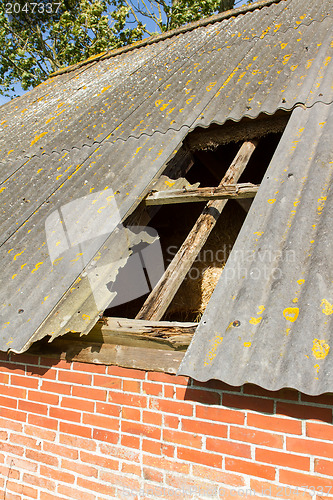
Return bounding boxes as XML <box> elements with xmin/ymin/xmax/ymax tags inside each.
<box><xmin>0</xmin><ymin>0</ymin><xmax>332</xmax><ymax>371</ymax></box>
<box><xmin>179</xmin><ymin>101</ymin><xmax>333</xmax><ymax>395</ymax></box>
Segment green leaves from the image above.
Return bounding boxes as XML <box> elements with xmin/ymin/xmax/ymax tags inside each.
<box><xmin>0</xmin><ymin>0</ymin><xmax>235</xmax><ymax>97</ymax></box>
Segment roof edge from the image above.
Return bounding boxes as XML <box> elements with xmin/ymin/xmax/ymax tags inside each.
<box><xmin>50</xmin><ymin>0</ymin><xmax>285</xmax><ymax>78</ymax></box>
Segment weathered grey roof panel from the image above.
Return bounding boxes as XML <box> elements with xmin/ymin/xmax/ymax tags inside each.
<box><xmin>0</xmin><ymin>0</ymin><xmax>332</xmax><ymax>364</ymax></box>
<box><xmin>179</xmin><ymin>101</ymin><xmax>333</xmax><ymax>395</ymax></box>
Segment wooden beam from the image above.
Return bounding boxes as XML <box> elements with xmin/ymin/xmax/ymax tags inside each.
<box><xmin>28</xmin><ymin>338</ymin><xmax>184</xmax><ymax>373</ymax></box>
<box><xmin>145</xmin><ymin>182</ymin><xmax>259</xmax><ymax>205</ymax></box>
<box><xmin>136</xmin><ymin>140</ymin><xmax>258</xmax><ymax>321</ymax></box>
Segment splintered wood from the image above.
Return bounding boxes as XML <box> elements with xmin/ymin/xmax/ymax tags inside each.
<box><xmin>136</xmin><ymin>140</ymin><xmax>258</xmax><ymax>321</ymax></box>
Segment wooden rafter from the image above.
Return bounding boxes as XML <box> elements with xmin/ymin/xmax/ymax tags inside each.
<box><xmin>145</xmin><ymin>182</ymin><xmax>259</xmax><ymax>205</ymax></box>
<box><xmin>136</xmin><ymin>139</ymin><xmax>258</xmax><ymax>321</ymax></box>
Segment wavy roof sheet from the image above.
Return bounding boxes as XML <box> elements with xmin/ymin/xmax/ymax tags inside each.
<box><xmin>179</xmin><ymin>101</ymin><xmax>333</xmax><ymax>395</ymax></box>
<box><xmin>0</xmin><ymin>0</ymin><xmax>332</xmax><ymax>366</ymax></box>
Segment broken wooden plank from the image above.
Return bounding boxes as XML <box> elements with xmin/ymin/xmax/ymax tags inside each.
<box><xmin>136</xmin><ymin>140</ymin><xmax>258</xmax><ymax>321</ymax></box>
<box><xmin>145</xmin><ymin>182</ymin><xmax>259</xmax><ymax>205</ymax></box>
<box><xmin>28</xmin><ymin>337</ymin><xmax>184</xmax><ymax>373</ymax></box>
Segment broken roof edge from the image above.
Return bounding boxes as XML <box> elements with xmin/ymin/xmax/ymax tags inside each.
<box><xmin>50</xmin><ymin>0</ymin><xmax>285</xmax><ymax>78</ymax></box>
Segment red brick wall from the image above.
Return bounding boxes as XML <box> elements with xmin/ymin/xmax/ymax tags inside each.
<box><xmin>0</xmin><ymin>351</ymin><xmax>333</xmax><ymax>500</ymax></box>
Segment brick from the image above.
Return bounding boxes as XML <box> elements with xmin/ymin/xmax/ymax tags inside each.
<box><xmin>123</xmin><ymin>379</ymin><xmax>141</xmax><ymax>393</ymax></box>
<box><xmin>315</xmin><ymin>458</ymin><xmax>333</xmax><ymax>479</ymax></box>
<box><xmin>28</xmin><ymin>414</ymin><xmax>58</xmax><ymax>430</ymax></box>
<box><xmin>41</xmin><ymin>380</ymin><xmax>71</xmax><ymax>395</ymax></box>
<box><xmin>306</xmin><ymin>421</ymin><xmax>333</xmax><ymax>441</ymax></box>
<box><xmin>77</xmin><ymin>476</ymin><xmax>117</xmax><ymax>496</ymax></box>
<box><xmin>61</xmin><ymin>458</ymin><xmax>98</xmax><ymax>478</ymax></box>
<box><xmin>301</xmin><ymin>393</ymin><xmax>333</xmax><ymax>405</ymax></box>
<box><xmin>163</xmin><ymin>428</ymin><xmax>202</xmax><ymax>448</ymax></box>
<box><xmin>5</xmin><ymin>456</ymin><xmax>38</xmax><ymax>472</ymax></box>
<box><xmin>121</xmin><ymin>462</ymin><xmax>141</xmax><ymax>476</ymax></box>
<box><xmin>163</xmin><ymin>384</ymin><xmax>175</xmax><ymax>398</ymax></box>
<box><xmin>0</xmin><ymin>395</ymin><xmax>17</xmax><ymax>409</ymax></box>
<box><xmin>25</xmin><ymin>424</ymin><xmax>56</xmax><ymax>442</ymax></box>
<box><xmin>95</xmin><ymin>402</ymin><xmax>121</xmax><ymax>417</ymax></box>
<box><xmin>49</xmin><ymin>406</ymin><xmax>81</xmax><ymax>422</ymax></box>
<box><xmin>99</xmin><ymin>470</ymin><xmax>140</xmax><ymax>491</ymax></box>
<box><xmin>25</xmin><ymin>449</ymin><xmax>58</xmax><ymax>467</ymax></box>
<box><xmin>0</xmin><ymin>407</ymin><xmax>27</xmax><ymax>422</ymax></box>
<box><xmin>58</xmin><ymin>370</ymin><xmax>92</xmax><ymax>386</ymax></box>
<box><xmin>109</xmin><ymin>391</ymin><xmax>147</xmax><ymax>408</ymax></box>
<box><xmin>60</xmin><ymin>422</ymin><xmax>91</xmax><ymax>438</ymax></box>
<box><xmin>279</xmin><ymin>470</ymin><xmax>333</xmax><ymax>489</ymax></box>
<box><xmin>43</xmin><ymin>441</ymin><xmax>78</xmax><ymax>460</ymax></box>
<box><xmin>61</xmin><ymin>396</ymin><xmax>94</xmax><ymax>412</ymax></box>
<box><xmin>40</xmin><ymin>464</ymin><xmax>75</xmax><ymax>484</ymax></box>
<box><xmin>164</xmin><ymin>415</ymin><xmax>179</xmax><ymax>429</ymax></box>
<box><xmin>206</xmin><ymin>437</ymin><xmax>251</xmax><ymax>458</ymax></box>
<box><xmin>243</xmin><ymin>384</ymin><xmax>298</xmax><ymax>401</ymax></box>
<box><xmin>162</xmin><ymin>443</ymin><xmax>175</xmax><ymax>458</ymax></box>
<box><xmin>80</xmin><ymin>451</ymin><xmax>119</xmax><ymax>470</ymax></box>
<box><xmin>108</xmin><ymin>365</ymin><xmax>145</xmax><ymax>379</ymax></box>
<box><xmin>143</xmin><ymin>410</ymin><xmax>162</xmax><ymax>426</ymax></box>
<box><xmin>23</xmin><ymin>473</ymin><xmax>56</xmax><ymax>491</ymax></box>
<box><xmin>277</xmin><ymin>402</ymin><xmax>332</xmax><ymax>423</ymax></box>
<box><xmin>121</xmin><ymin>434</ymin><xmax>140</xmax><ymax>449</ymax></box>
<box><xmin>250</xmin><ymin>479</ymin><xmax>313</xmax><ymax>500</ymax></box>
<box><xmin>72</xmin><ymin>385</ymin><xmax>107</xmax><ymax>401</ymax></box>
<box><xmin>196</xmin><ymin>405</ymin><xmax>245</xmax><ymax>425</ymax></box>
<box><xmin>193</xmin><ymin>464</ymin><xmax>245</xmax><ymax>487</ymax></box>
<box><xmin>122</xmin><ymin>406</ymin><xmax>141</xmax><ymax>421</ymax></box>
<box><xmin>100</xmin><ymin>443</ymin><xmax>140</xmax><ymax>462</ymax></box>
<box><xmin>18</xmin><ymin>400</ymin><xmax>48</xmax><ymax>415</ymax></box>
<box><xmin>0</xmin><ymin>490</ymin><xmax>20</xmax><ymax>500</ymax></box>
<box><xmin>72</xmin><ymin>361</ymin><xmax>106</xmax><ymax>373</ymax></box>
<box><xmin>0</xmin><ymin>442</ymin><xmax>24</xmax><ymax>456</ymax></box>
<box><xmin>223</xmin><ymin>393</ymin><xmax>274</xmax><ymax>414</ymax></box>
<box><xmin>256</xmin><ymin>448</ymin><xmax>310</xmax><ymax>471</ymax></box>
<box><xmin>0</xmin><ymin>465</ymin><xmax>20</xmax><ymax>480</ymax></box>
<box><xmin>143</xmin><ymin>467</ymin><xmax>163</xmax><ymax>483</ymax></box>
<box><xmin>10</xmin><ymin>433</ymin><xmax>40</xmax><ymax>450</ymax></box>
<box><xmin>93</xmin><ymin>374</ymin><xmax>121</xmax><ymax>389</ymax></box>
<box><xmin>176</xmin><ymin>386</ymin><xmax>220</xmax><ymax>405</ymax></box>
<box><xmin>0</xmin><ymin>430</ymin><xmax>8</xmax><ymax>441</ymax></box>
<box><xmin>122</xmin><ymin>420</ymin><xmax>161</xmax><ymax>440</ymax></box>
<box><xmin>40</xmin><ymin>493</ymin><xmax>68</xmax><ymax>500</ymax></box>
<box><xmin>143</xmin><ymin>454</ymin><xmax>190</xmax><ymax>474</ymax></box>
<box><xmin>93</xmin><ymin>428</ymin><xmax>118</xmax><ymax>443</ymax></box>
<box><xmin>192</xmin><ymin>380</ymin><xmax>241</xmax><ymax>392</ymax></box>
<box><xmin>142</xmin><ymin>438</ymin><xmax>162</xmax><ymax>455</ymax></box>
<box><xmin>166</xmin><ymin>473</ymin><xmax>218</xmax><ymax>497</ymax></box>
<box><xmin>11</xmin><ymin>374</ymin><xmax>38</xmax><ymax>389</ymax></box>
<box><xmin>149</xmin><ymin>397</ymin><xmax>193</xmax><ymax>416</ymax></box>
<box><xmin>0</xmin><ymin>416</ymin><xmax>22</xmax><ymax>432</ymax></box>
<box><xmin>225</xmin><ymin>457</ymin><xmax>276</xmax><ymax>480</ymax></box>
<box><xmin>59</xmin><ymin>434</ymin><xmax>96</xmax><ymax>452</ymax></box>
<box><xmin>10</xmin><ymin>353</ymin><xmax>39</xmax><ymax>365</ymax></box>
<box><xmin>58</xmin><ymin>484</ymin><xmax>95</xmax><ymax>500</ymax></box>
<box><xmin>287</xmin><ymin>436</ymin><xmax>333</xmax><ymax>459</ymax></box>
<box><xmin>142</xmin><ymin>382</ymin><xmax>163</xmax><ymax>396</ymax></box>
<box><xmin>83</xmin><ymin>412</ymin><xmax>119</xmax><ymax>430</ymax></box>
<box><xmin>182</xmin><ymin>418</ymin><xmax>228</xmax><ymax>438</ymax></box>
<box><xmin>177</xmin><ymin>447</ymin><xmax>222</xmax><ymax>468</ymax></box>
<box><xmin>26</xmin><ymin>366</ymin><xmax>57</xmax><ymax>379</ymax></box>
<box><xmin>247</xmin><ymin>412</ymin><xmax>302</xmax><ymax>435</ymax></box>
<box><xmin>230</xmin><ymin>426</ymin><xmax>283</xmax><ymax>448</ymax></box>
<box><xmin>147</xmin><ymin>372</ymin><xmax>188</xmax><ymax>385</ymax></box>
<box><xmin>0</xmin><ymin>384</ymin><xmax>27</xmax><ymax>399</ymax></box>
<box><xmin>28</xmin><ymin>390</ymin><xmax>59</xmax><ymax>405</ymax></box>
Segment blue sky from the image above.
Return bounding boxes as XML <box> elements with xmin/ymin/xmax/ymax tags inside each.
<box><xmin>0</xmin><ymin>0</ymin><xmax>248</xmax><ymax>106</ymax></box>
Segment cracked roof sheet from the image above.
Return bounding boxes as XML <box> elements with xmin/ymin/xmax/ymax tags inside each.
<box><xmin>0</xmin><ymin>0</ymin><xmax>332</xmax><ymax>365</ymax></box>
